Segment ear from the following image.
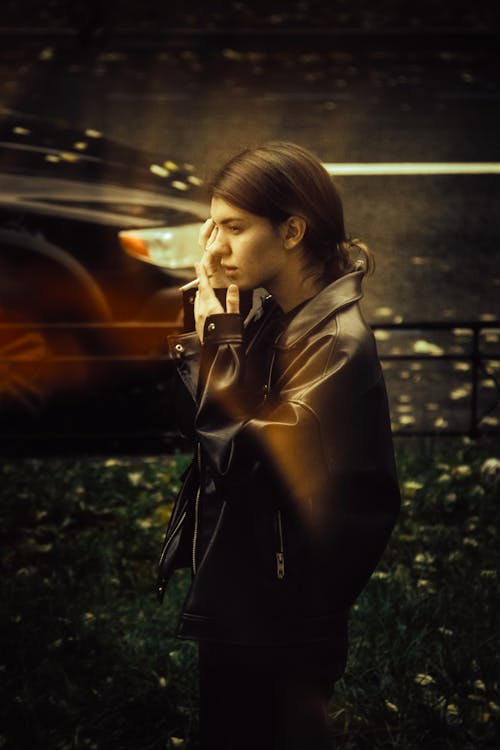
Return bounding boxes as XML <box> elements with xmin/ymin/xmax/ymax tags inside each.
<box><xmin>282</xmin><ymin>216</ymin><xmax>306</xmax><ymax>249</ymax></box>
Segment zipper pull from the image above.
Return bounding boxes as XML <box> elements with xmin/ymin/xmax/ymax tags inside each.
<box><xmin>276</xmin><ymin>552</ymin><xmax>285</xmax><ymax>579</ymax></box>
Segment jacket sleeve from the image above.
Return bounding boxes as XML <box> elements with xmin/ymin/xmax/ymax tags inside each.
<box><xmin>167</xmin><ymin>287</ymin><xmax>253</xmax><ymax>441</ymax></box>
<box><xmin>194</xmin><ymin>312</ymin><xmax>326</xmax><ymax>505</ymax></box>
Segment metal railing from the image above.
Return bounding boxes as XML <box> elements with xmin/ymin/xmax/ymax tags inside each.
<box><xmin>371</xmin><ymin>320</ymin><xmax>500</xmax><ymax>438</ymax></box>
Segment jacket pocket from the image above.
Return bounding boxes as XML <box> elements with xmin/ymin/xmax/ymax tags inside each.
<box><xmin>274</xmin><ymin>509</ymin><xmax>286</xmax><ymax>580</ymax></box>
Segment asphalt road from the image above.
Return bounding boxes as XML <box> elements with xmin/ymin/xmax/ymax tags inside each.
<box><xmin>3</xmin><ymin>33</ymin><xmax>498</xmax><ymax>321</ymax></box>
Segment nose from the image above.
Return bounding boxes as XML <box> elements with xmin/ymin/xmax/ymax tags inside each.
<box><xmin>207</xmin><ymin>227</ymin><xmax>230</xmax><ymax>260</ymax></box>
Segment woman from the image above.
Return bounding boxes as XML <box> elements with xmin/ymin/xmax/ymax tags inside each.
<box><xmin>157</xmin><ymin>142</ymin><xmax>401</xmax><ymax>749</ymax></box>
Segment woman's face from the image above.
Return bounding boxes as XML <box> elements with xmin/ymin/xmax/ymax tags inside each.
<box><xmin>208</xmin><ymin>197</ymin><xmax>289</xmax><ymax>292</ymax></box>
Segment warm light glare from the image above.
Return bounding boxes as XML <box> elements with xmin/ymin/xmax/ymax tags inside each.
<box><xmin>119</xmin><ymin>233</ymin><xmax>150</xmax><ymax>260</ymax></box>
<box><xmin>324</xmin><ymin>162</ymin><xmax>500</xmax><ymax>175</ymax></box>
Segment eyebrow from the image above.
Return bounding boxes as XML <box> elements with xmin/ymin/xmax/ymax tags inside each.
<box><xmin>212</xmin><ymin>216</ymin><xmax>245</xmax><ymax>226</ymax></box>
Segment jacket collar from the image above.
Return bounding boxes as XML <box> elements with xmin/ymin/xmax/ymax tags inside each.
<box><xmin>276</xmin><ymin>269</ymin><xmax>365</xmax><ymax>350</ymax></box>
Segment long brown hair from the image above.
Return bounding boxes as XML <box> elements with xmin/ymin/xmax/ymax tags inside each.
<box><xmin>209</xmin><ymin>141</ymin><xmax>374</xmax><ymax>283</ymax></box>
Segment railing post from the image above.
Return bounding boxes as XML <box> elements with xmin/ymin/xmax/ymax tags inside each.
<box><xmin>469</xmin><ymin>325</ymin><xmax>481</xmax><ymax>438</ymax></box>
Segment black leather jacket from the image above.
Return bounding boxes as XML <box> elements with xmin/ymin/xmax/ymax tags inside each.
<box><xmin>157</xmin><ymin>269</ymin><xmax>401</xmax><ymax>646</ymax></box>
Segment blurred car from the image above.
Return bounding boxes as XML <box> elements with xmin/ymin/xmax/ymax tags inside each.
<box><xmin>0</xmin><ymin>109</ymin><xmax>209</xmax><ymax>453</ymax></box>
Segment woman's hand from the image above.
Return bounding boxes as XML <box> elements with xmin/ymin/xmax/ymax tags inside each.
<box><xmin>198</xmin><ymin>218</ymin><xmax>230</xmax><ymax>288</ymax></box>
<box><xmin>194</xmin><ymin>262</ymin><xmax>240</xmax><ymax>342</ymax></box>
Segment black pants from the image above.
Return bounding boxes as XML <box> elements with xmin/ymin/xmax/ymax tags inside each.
<box><xmin>198</xmin><ymin>640</ymin><xmax>346</xmax><ymax>750</ymax></box>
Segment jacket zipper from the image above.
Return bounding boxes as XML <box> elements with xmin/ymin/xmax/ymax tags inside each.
<box><xmin>192</xmin><ymin>442</ymin><xmax>202</xmax><ymax>575</ymax></box>
<box><xmin>275</xmin><ymin>509</ymin><xmax>285</xmax><ymax>579</ymax></box>
<box><xmin>191</xmin><ymin>484</ymin><xmax>201</xmax><ymax>575</ymax></box>
<box><xmin>158</xmin><ymin>509</ymin><xmax>187</xmax><ymax>572</ymax></box>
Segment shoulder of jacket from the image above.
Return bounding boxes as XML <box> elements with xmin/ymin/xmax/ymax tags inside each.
<box><xmin>334</xmin><ymin>303</ymin><xmax>377</xmax><ymax>357</ymax></box>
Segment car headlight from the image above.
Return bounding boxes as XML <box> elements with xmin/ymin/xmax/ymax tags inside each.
<box><xmin>118</xmin><ymin>223</ymin><xmax>202</xmax><ymax>278</ymax></box>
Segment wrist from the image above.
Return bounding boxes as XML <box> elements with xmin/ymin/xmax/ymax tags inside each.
<box><xmin>203</xmin><ymin>313</ymin><xmax>243</xmax><ymax>344</ymax></box>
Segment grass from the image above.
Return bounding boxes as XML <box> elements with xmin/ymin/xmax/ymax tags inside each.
<box><xmin>332</xmin><ymin>437</ymin><xmax>500</xmax><ymax>749</ymax></box>
<box><xmin>0</xmin><ymin>436</ymin><xmax>499</xmax><ymax>749</ymax></box>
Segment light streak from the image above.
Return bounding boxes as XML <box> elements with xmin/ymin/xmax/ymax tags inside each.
<box><xmin>324</xmin><ymin>162</ymin><xmax>500</xmax><ymax>175</ymax></box>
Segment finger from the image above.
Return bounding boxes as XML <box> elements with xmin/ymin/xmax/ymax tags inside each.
<box><xmin>199</xmin><ymin>250</ymin><xmax>219</xmax><ymax>284</ymax></box>
<box><xmin>203</xmin><ymin>227</ymin><xmax>220</xmax><ymax>270</ymax></box>
<box><xmin>194</xmin><ymin>263</ymin><xmax>224</xmax><ymax>336</ymax></box>
<box><xmin>206</xmin><ymin>225</ymin><xmax>218</xmax><ymax>248</ymax></box>
<box><xmin>204</xmin><ymin>241</ymin><xmax>219</xmax><ymax>272</ymax></box>
<box><xmin>195</xmin><ymin>262</ymin><xmax>205</xmax><ymax>285</ymax></box>
<box><xmin>193</xmin><ymin>290</ymin><xmax>204</xmax><ymax>342</ymax></box>
<box><xmin>226</xmin><ymin>284</ymin><xmax>240</xmax><ymax>314</ymax></box>
<box><xmin>195</xmin><ymin>262</ymin><xmax>211</xmax><ymax>292</ymax></box>
<box><xmin>198</xmin><ymin>218</ymin><xmax>214</xmax><ymax>250</ymax></box>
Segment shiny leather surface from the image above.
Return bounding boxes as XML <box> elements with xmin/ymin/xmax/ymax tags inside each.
<box><xmin>158</xmin><ymin>270</ymin><xmax>401</xmax><ymax>647</ymax></box>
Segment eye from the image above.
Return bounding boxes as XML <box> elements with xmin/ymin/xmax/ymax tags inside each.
<box><xmin>228</xmin><ymin>225</ymin><xmax>242</xmax><ymax>234</ymax></box>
